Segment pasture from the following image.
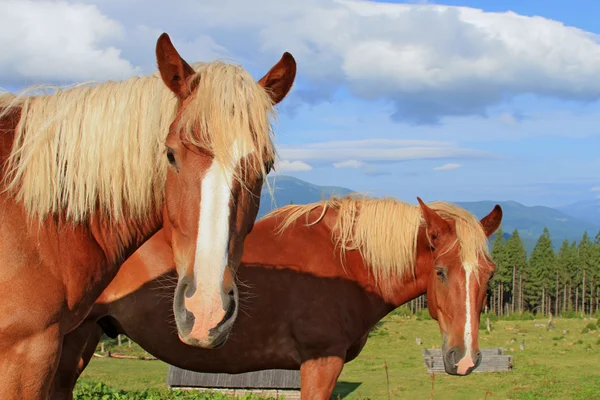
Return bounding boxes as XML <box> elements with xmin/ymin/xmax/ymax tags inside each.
<box><xmin>76</xmin><ymin>312</ymin><xmax>600</xmax><ymax>399</ymax></box>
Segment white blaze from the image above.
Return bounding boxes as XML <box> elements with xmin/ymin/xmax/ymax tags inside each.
<box><xmin>455</xmin><ymin>263</ymin><xmax>477</xmax><ymax>374</ymax></box>
<box><xmin>194</xmin><ymin>160</ymin><xmax>234</xmax><ymax>297</ymax></box>
<box><xmin>193</xmin><ymin>140</ymin><xmax>250</xmax><ymax>306</ymax></box>
<box><xmin>463</xmin><ymin>267</ymin><xmax>473</xmax><ymax>359</ymax></box>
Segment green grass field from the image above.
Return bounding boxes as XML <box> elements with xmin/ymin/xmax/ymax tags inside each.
<box><xmin>78</xmin><ymin>314</ymin><xmax>600</xmax><ymax>399</ymax></box>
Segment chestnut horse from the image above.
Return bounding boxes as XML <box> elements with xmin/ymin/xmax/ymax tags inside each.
<box><xmin>0</xmin><ymin>33</ymin><xmax>295</xmax><ymax>399</ymax></box>
<box><xmin>52</xmin><ymin>196</ymin><xmax>502</xmax><ymax>400</ymax></box>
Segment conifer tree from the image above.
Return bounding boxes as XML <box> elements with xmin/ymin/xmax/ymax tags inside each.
<box><xmin>528</xmin><ymin>227</ymin><xmax>556</xmax><ymax>315</ymax></box>
<box><xmin>570</xmin><ymin>241</ymin><xmax>578</xmax><ymax>312</ymax></box>
<box><xmin>504</xmin><ymin>229</ymin><xmax>528</xmax><ymax>313</ymax></box>
<box><xmin>589</xmin><ymin>233</ymin><xmax>600</xmax><ymax>314</ymax></box>
<box><xmin>577</xmin><ymin>232</ymin><xmax>593</xmax><ymax>314</ymax></box>
<box><xmin>557</xmin><ymin>239</ymin><xmax>576</xmax><ymax>313</ymax></box>
<box><xmin>489</xmin><ymin>227</ymin><xmax>506</xmax><ymax>314</ymax></box>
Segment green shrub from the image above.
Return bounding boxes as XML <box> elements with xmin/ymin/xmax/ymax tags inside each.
<box><xmin>581</xmin><ymin>323</ymin><xmax>598</xmax><ymax>334</ymax></box>
<box><xmin>415</xmin><ymin>310</ymin><xmax>432</xmax><ymax>321</ymax></box>
<box><xmin>74</xmin><ymin>380</ymin><xmax>275</xmax><ymax>399</ymax></box>
<box><xmin>481</xmin><ymin>312</ymin><xmax>499</xmax><ymax>322</ymax></box>
<box><xmin>389</xmin><ymin>305</ymin><xmax>412</xmax><ymax>317</ymax></box>
<box><xmin>479</xmin><ymin>317</ymin><xmax>493</xmax><ymax>331</ymax></box>
<box><xmin>561</xmin><ymin>310</ymin><xmax>580</xmax><ymax>319</ymax></box>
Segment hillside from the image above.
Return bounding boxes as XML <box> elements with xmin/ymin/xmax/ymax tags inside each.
<box><xmin>455</xmin><ymin>200</ymin><xmax>599</xmax><ymax>254</ymax></box>
<box><xmin>557</xmin><ymin>198</ymin><xmax>600</xmax><ymax>227</ymax></box>
<box><xmin>257</xmin><ymin>175</ymin><xmax>600</xmax><ymax>254</ymax></box>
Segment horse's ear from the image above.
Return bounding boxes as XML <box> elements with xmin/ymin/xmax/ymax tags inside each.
<box><xmin>156</xmin><ymin>33</ymin><xmax>196</xmax><ymax>100</ymax></box>
<box><xmin>417</xmin><ymin>197</ymin><xmax>451</xmax><ymax>246</ymax></box>
<box><xmin>480</xmin><ymin>204</ymin><xmax>503</xmax><ymax>238</ymax></box>
<box><xmin>258</xmin><ymin>52</ymin><xmax>296</xmax><ymax>105</ymax></box>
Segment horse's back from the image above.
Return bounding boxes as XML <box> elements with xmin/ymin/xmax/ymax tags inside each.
<box><xmin>242</xmin><ymin>208</ymin><xmax>339</xmax><ymax>275</ymax></box>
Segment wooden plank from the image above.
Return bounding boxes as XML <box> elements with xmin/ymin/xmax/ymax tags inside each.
<box><xmin>423</xmin><ymin>356</ymin><xmax>512</xmax><ymax>364</ymax></box>
<box><xmin>422</xmin><ymin>348</ymin><xmax>504</xmax><ymax>357</ymax></box>
<box><xmin>173</xmin><ymin>388</ymin><xmax>301</xmax><ymax>399</ymax></box>
<box><xmin>422</xmin><ymin>352</ymin><xmax>513</xmax><ymax>374</ymax></box>
<box><xmin>167</xmin><ymin>366</ymin><xmax>301</xmax><ymax>389</ymax></box>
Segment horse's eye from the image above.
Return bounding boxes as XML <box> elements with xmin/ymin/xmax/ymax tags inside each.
<box><xmin>435</xmin><ymin>266</ymin><xmax>446</xmax><ymax>282</ymax></box>
<box><xmin>166</xmin><ymin>148</ymin><xmax>176</xmax><ymax>167</ymax></box>
<box><xmin>265</xmin><ymin>159</ymin><xmax>274</xmax><ymax>173</ymax></box>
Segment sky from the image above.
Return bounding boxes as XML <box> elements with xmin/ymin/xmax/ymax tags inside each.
<box><xmin>1</xmin><ymin>0</ymin><xmax>599</xmax><ymax>208</ymax></box>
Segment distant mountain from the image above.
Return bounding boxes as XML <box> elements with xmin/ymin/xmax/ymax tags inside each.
<box><xmin>556</xmin><ymin>199</ymin><xmax>600</xmax><ymax>227</ymax></box>
<box><xmin>257</xmin><ymin>175</ymin><xmax>600</xmax><ymax>255</ymax></box>
<box><xmin>454</xmin><ymin>201</ymin><xmax>600</xmax><ymax>255</ymax></box>
<box><xmin>257</xmin><ymin>175</ymin><xmax>353</xmax><ymax>218</ymax></box>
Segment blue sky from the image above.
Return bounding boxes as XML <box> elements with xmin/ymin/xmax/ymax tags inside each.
<box><xmin>1</xmin><ymin>0</ymin><xmax>599</xmax><ymax>207</ymax></box>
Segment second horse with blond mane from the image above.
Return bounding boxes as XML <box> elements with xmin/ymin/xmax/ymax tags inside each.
<box><xmin>52</xmin><ymin>195</ymin><xmax>502</xmax><ymax>399</ymax></box>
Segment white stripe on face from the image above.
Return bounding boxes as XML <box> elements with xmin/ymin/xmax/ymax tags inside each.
<box><xmin>455</xmin><ymin>264</ymin><xmax>476</xmax><ymax>375</ymax></box>
<box><xmin>193</xmin><ymin>140</ymin><xmax>250</xmax><ymax>304</ymax></box>
<box><xmin>463</xmin><ymin>267</ymin><xmax>473</xmax><ymax>358</ymax></box>
<box><xmin>194</xmin><ymin>158</ymin><xmax>234</xmax><ymax>297</ymax></box>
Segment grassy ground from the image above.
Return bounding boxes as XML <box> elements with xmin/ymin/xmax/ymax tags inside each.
<box><xmin>79</xmin><ymin>314</ymin><xmax>600</xmax><ymax>399</ymax></box>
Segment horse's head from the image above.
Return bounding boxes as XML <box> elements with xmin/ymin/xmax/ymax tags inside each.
<box><xmin>416</xmin><ymin>198</ymin><xmax>502</xmax><ymax>376</ymax></box>
<box><xmin>155</xmin><ymin>33</ymin><xmax>296</xmax><ymax>348</ymax></box>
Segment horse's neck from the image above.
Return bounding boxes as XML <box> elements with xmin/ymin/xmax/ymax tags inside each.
<box><xmin>1</xmin><ymin>105</ymin><xmax>162</xmax><ymax>265</ymax></box>
<box><xmin>317</xmin><ymin>205</ymin><xmax>426</xmax><ymax>304</ymax></box>
<box><xmin>88</xmin><ymin>209</ymin><xmax>162</xmax><ymax>267</ymax></box>
<box><xmin>385</xmin><ymin>261</ymin><xmax>430</xmax><ymax>308</ymax></box>
<box><xmin>343</xmin><ymin>249</ymin><xmax>429</xmax><ymax>308</ymax></box>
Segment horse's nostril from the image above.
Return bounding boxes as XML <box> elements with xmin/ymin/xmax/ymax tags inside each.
<box><xmin>224</xmin><ymin>295</ymin><xmax>236</xmax><ymax>320</ymax></box>
<box><xmin>447</xmin><ymin>349</ymin><xmax>456</xmax><ymax>363</ymax></box>
<box><xmin>185</xmin><ymin>309</ymin><xmax>195</xmax><ymax>325</ymax></box>
<box><xmin>474</xmin><ymin>350</ymin><xmax>483</xmax><ymax>367</ymax></box>
<box><xmin>179</xmin><ymin>276</ymin><xmax>196</xmax><ymax>299</ymax></box>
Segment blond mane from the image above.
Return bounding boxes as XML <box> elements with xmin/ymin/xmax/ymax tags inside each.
<box><xmin>0</xmin><ymin>61</ymin><xmax>276</xmax><ymax>222</ymax></box>
<box><xmin>265</xmin><ymin>195</ymin><xmax>491</xmax><ymax>284</ymax></box>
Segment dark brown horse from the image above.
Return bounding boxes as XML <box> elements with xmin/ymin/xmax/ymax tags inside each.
<box><xmin>52</xmin><ymin>196</ymin><xmax>502</xmax><ymax>400</ymax></box>
<box><xmin>0</xmin><ymin>33</ymin><xmax>295</xmax><ymax>399</ymax></box>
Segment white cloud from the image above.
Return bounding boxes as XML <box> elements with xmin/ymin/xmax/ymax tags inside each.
<box><xmin>0</xmin><ymin>0</ymin><xmax>138</xmax><ymax>85</ymax></box>
<box><xmin>433</xmin><ymin>163</ymin><xmax>461</xmax><ymax>171</ymax></box>
<box><xmin>333</xmin><ymin>160</ymin><xmax>365</xmax><ymax>168</ymax></box>
<box><xmin>274</xmin><ymin>160</ymin><xmax>313</xmax><ymax>172</ymax></box>
<box><xmin>279</xmin><ymin>139</ymin><xmax>496</xmax><ymax>163</ymax></box>
<box><xmin>591</xmin><ymin>187</ymin><xmax>600</xmax><ymax>192</ymax></box>
<box><xmin>5</xmin><ymin>0</ymin><xmax>600</xmax><ymax>123</ymax></box>
<box><xmin>146</xmin><ymin>0</ymin><xmax>600</xmax><ymax>123</ymax></box>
